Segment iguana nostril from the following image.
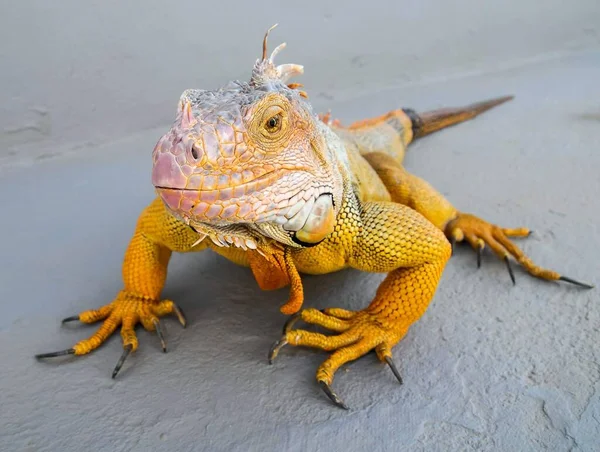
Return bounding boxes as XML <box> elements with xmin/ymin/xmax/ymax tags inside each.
<box><xmin>191</xmin><ymin>144</ymin><xmax>200</xmax><ymax>160</ymax></box>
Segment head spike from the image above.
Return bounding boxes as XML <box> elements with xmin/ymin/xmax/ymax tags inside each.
<box><xmin>269</xmin><ymin>42</ymin><xmax>287</xmax><ymax>63</ymax></box>
<box><xmin>251</xmin><ymin>25</ymin><xmax>305</xmax><ymax>87</ymax></box>
<box><xmin>276</xmin><ymin>63</ymin><xmax>304</xmax><ymax>83</ymax></box>
<box><xmin>262</xmin><ymin>24</ymin><xmax>279</xmax><ymax>60</ymax></box>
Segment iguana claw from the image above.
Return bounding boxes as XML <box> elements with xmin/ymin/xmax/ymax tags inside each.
<box><xmin>153</xmin><ymin>319</ymin><xmax>167</xmax><ymax>353</ymax></box>
<box><xmin>504</xmin><ymin>256</ymin><xmax>516</xmax><ymax>285</ymax></box>
<box><xmin>558</xmin><ymin>276</ymin><xmax>594</xmax><ymax>289</ymax></box>
<box><xmin>61</xmin><ymin>316</ymin><xmax>80</xmax><ymax>323</ymax></box>
<box><xmin>384</xmin><ymin>356</ymin><xmax>403</xmax><ymax>385</ymax></box>
<box><xmin>267</xmin><ymin>337</ymin><xmax>287</xmax><ymax>365</ymax></box>
<box><xmin>35</xmin><ymin>348</ymin><xmax>75</xmax><ymax>359</ymax></box>
<box><xmin>268</xmin><ymin>312</ymin><xmax>302</xmax><ymax>364</ymax></box>
<box><xmin>113</xmin><ymin>344</ymin><xmax>133</xmax><ymax>379</ymax></box>
<box><xmin>269</xmin><ymin>333</ymin><xmax>351</xmax><ymax>410</ymax></box>
<box><xmin>319</xmin><ymin>381</ymin><xmax>349</xmax><ymax>410</ymax></box>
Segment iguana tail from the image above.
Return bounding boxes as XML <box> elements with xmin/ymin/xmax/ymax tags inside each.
<box><xmin>403</xmin><ymin>96</ymin><xmax>514</xmax><ymax>140</ymax></box>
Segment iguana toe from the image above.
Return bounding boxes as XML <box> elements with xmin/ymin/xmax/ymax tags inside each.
<box><xmin>35</xmin><ymin>292</ymin><xmax>187</xmax><ymax>377</ymax></box>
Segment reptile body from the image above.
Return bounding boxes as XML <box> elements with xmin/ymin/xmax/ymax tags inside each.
<box><xmin>37</xmin><ymin>27</ymin><xmax>592</xmax><ymax>409</ymax></box>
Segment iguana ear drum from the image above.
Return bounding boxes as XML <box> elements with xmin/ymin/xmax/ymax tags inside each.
<box><xmin>292</xmin><ymin>193</ymin><xmax>335</xmax><ymax>247</ymax></box>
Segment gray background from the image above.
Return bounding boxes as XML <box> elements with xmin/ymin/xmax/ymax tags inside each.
<box><xmin>1</xmin><ymin>1</ymin><xmax>599</xmax><ymax>451</ymax></box>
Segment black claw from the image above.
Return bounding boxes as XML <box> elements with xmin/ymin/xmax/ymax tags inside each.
<box><xmin>504</xmin><ymin>256</ymin><xmax>516</xmax><ymax>285</ymax></box>
<box><xmin>477</xmin><ymin>245</ymin><xmax>483</xmax><ymax>269</ymax></box>
<box><xmin>559</xmin><ymin>276</ymin><xmax>594</xmax><ymax>289</ymax></box>
<box><xmin>61</xmin><ymin>316</ymin><xmax>80</xmax><ymax>324</ymax></box>
<box><xmin>528</xmin><ymin>230</ymin><xmax>535</xmax><ymax>236</ymax></box>
<box><xmin>173</xmin><ymin>304</ymin><xmax>187</xmax><ymax>328</ymax></box>
<box><xmin>153</xmin><ymin>319</ymin><xmax>167</xmax><ymax>353</ymax></box>
<box><xmin>384</xmin><ymin>356</ymin><xmax>403</xmax><ymax>385</ymax></box>
<box><xmin>112</xmin><ymin>344</ymin><xmax>133</xmax><ymax>379</ymax></box>
<box><xmin>35</xmin><ymin>348</ymin><xmax>75</xmax><ymax>359</ymax></box>
<box><xmin>319</xmin><ymin>381</ymin><xmax>349</xmax><ymax>410</ymax></box>
<box><xmin>282</xmin><ymin>312</ymin><xmax>302</xmax><ymax>334</ymax></box>
<box><xmin>450</xmin><ymin>237</ymin><xmax>456</xmax><ymax>256</ymax></box>
<box><xmin>268</xmin><ymin>338</ymin><xmax>287</xmax><ymax>364</ymax></box>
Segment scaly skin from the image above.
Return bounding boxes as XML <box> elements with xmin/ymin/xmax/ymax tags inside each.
<box><xmin>36</xmin><ymin>26</ymin><xmax>593</xmax><ymax>409</ymax></box>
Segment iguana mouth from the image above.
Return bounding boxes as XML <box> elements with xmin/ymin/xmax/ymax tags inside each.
<box><xmin>158</xmin><ymin>189</ymin><xmax>336</xmax><ymax>249</ymax></box>
<box><xmin>154</xmin><ymin>180</ymin><xmax>332</xmax><ymax>219</ymax></box>
<box><xmin>151</xmin><ymin>147</ymin><xmax>285</xmax><ymax>194</ymax></box>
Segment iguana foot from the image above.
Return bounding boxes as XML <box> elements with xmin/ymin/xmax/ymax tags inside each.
<box><xmin>446</xmin><ymin>213</ymin><xmax>593</xmax><ymax>288</ymax></box>
<box><xmin>269</xmin><ymin>308</ymin><xmax>406</xmax><ymax>409</ymax></box>
<box><xmin>35</xmin><ymin>291</ymin><xmax>187</xmax><ymax>378</ymax></box>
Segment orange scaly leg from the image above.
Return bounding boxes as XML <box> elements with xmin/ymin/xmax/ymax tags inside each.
<box><xmin>36</xmin><ymin>198</ymin><xmax>204</xmax><ymax>377</ymax></box>
<box><xmin>362</xmin><ymin>152</ymin><xmax>593</xmax><ymax>288</ymax></box>
<box><xmin>270</xmin><ymin>202</ymin><xmax>452</xmax><ymax>409</ymax></box>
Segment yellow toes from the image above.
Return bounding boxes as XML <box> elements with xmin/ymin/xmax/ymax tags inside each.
<box><xmin>321</xmin><ymin>308</ymin><xmax>356</xmax><ymax>320</ymax></box>
<box><xmin>37</xmin><ymin>294</ymin><xmax>188</xmax><ymax>382</ymax></box>
<box><xmin>300</xmin><ymin>308</ymin><xmax>351</xmax><ymax>333</ymax></box>
<box><xmin>120</xmin><ymin>316</ymin><xmax>139</xmax><ymax>351</ymax></box>
<box><xmin>68</xmin><ymin>295</ymin><xmax>178</xmax><ymax>356</ymax></box>
<box><xmin>445</xmin><ymin>212</ymin><xmax>589</xmax><ymax>284</ymax></box>
<box><xmin>286</xmin><ymin>329</ymin><xmax>360</xmax><ymax>351</ymax></box>
<box><xmin>78</xmin><ymin>304</ymin><xmax>113</xmax><ymax>324</ymax></box>
<box><xmin>463</xmin><ymin>232</ymin><xmax>485</xmax><ymax>253</ymax></box>
<box><xmin>375</xmin><ymin>343</ymin><xmax>393</xmax><ymax>362</ymax></box>
<box><xmin>501</xmin><ymin>227</ymin><xmax>531</xmax><ymax>237</ymax></box>
<box><xmin>73</xmin><ymin>316</ymin><xmax>119</xmax><ymax>355</ymax></box>
<box><xmin>316</xmin><ymin>337</ymin><xmax>380</xmax><ymax>385</ymax></box>
<box><xmin>152</xmin><ymin>299</ymin><xmax>175</xmax><ymax>317</ymax></box>
<box><xmin>270</xmin><ymin>307</ymin><xmax>411</xmax><ymax>409</ymax></box>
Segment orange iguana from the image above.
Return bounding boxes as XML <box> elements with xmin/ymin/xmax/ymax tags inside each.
<box><xmin>36</xmin><ymin>26</ymin><xmax>592</xmax><ymax>409</ymax></box>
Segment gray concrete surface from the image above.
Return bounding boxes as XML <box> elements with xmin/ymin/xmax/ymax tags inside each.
<box><xmin>2</xmin><ymin>1</ymin><xmax>600</xmax><ymax>160</ymax></box>
<box><xmin>1</xmin><ymin>51</ymin><xmax>599</xmax><ymax>452</ymax></box>
<box><xmin>1</xmin><ymin>3</ymin><xmax>600</xmax><ymax>452</ymax></box>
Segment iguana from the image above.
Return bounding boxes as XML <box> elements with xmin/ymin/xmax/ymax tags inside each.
<box><xmin>36</xmin><ymin>26</ymin><xmax>592</xmax><ymax>409</ymax></box>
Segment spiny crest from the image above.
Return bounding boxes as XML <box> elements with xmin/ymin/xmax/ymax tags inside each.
<box><xmin>250</xmin><ymin>24</ymin><xmax>306</xmax><ymax>97</ymax></box>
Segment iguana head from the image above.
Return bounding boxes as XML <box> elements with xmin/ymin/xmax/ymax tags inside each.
<box><xmin>152</xmin><ymin>25</ymin><xmax>346</xmax><ymax>250</ymax></box>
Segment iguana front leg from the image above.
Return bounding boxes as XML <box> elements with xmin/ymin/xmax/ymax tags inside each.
<box><xmin>36</xmin><ymin>198</ymin><xmax>208</xmax><ymax>376</ymax></box>
<box><xmin>363</xmin><ymin>152</ymin><xmax>593</xmax><ymax>288</ymax></box>
<box><xmin>270</xmin><ymin>201</ymin><xmax>452</xmax><ymax>409</ymax></box>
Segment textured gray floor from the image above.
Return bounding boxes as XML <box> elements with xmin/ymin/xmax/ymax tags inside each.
<box><xmin>1</xmin><ymin>52</ymin><xmax>599</xmax><ymax>451</ymax></box>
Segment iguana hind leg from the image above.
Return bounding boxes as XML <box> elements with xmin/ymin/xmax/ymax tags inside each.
<box><xmin>363</xmin><ymin>151</ymin><xmax>593</xmax><ymax>288</ymax></box>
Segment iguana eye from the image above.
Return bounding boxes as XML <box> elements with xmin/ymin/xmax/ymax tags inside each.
<box><xmin>256</xmin><ymin>102</ymin><xmax>288</xmax><ymax>143</ymax></box>
<box><xmin>265</xmin><ymin>114</ymin><xmax>282</xmax><ymax>132</ymax></box>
